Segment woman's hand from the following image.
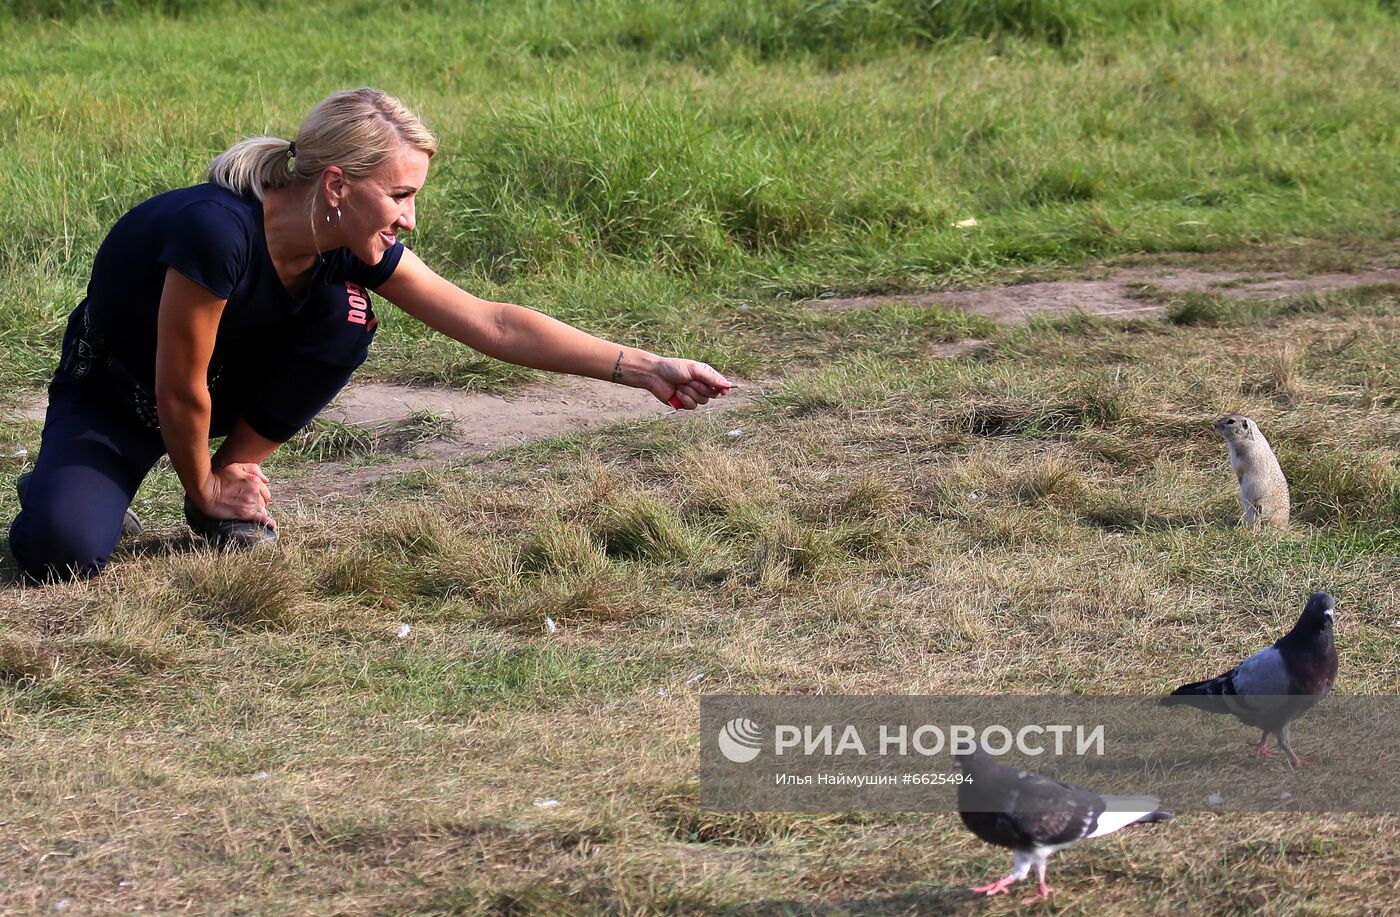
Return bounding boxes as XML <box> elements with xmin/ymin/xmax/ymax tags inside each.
<box><xmin>647</xmin><ymin>358</ymin><xmax>733</xmax><ymax>410</ymax></box>
<box><xmin>197</xmin><ymin>463</ymin><xmax>276</xmax><ymax>528</ymax></box>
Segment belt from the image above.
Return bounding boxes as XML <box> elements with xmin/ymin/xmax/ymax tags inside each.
<box><xmin>61</xmin><ymin>305</ymin><xmax>225</xmax><ymax>433</ymax></box>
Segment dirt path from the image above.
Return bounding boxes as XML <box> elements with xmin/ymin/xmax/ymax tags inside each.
<box><xmin>7</xmin><ymin>262</ymin><xmax>1398</xmax><ymax>505</ymax></box>
<box><xmin>277</xmin><ymin>376</ymin><xmax>752</xmax><ymax>505</ymax></box>
<box><xmin>322</xmin><ymin>376</ymin><xmax>722</xmax><ymax>454</ymax></box>
<box><xmin>813</xmin><ymin>266</ymin><xmax>1400</xmax><ymax>322</ymax></box>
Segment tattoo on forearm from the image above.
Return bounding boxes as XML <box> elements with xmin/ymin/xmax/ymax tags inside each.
<box><xmin>611</xmin><ymin>350</ymin><xmax>624</xmax><ymax>384</ymax></box>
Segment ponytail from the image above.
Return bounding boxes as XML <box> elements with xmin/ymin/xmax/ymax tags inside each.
<box><xmin>207</xmin><ymin>136</ymin><xmax>297</xmax><ymax>200</ymax></box>
<box><xmin>207</xmin><ymin>89</ymin><xmax>437</xmax><ymax>199</ymax></box>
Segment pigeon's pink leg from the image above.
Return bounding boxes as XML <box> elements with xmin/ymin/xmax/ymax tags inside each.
<box><xmin>1021</xmin><ymin>862</ymin><xmax>1055</xmax><ymax>903</ymax></box>
<box><xmin>1278</xmin><ymin>727</ymin><xmax>1312</xmax><ymax>767</ymax></box>
<box><xmin>1249</xmin><ymin>732</ymin><xmax>1280</xmax><ymax>758</ymax></box>
<box><xmin>969</xmin><ymin>876</ymin><xmax>1016</xmax><ymax>896</ymax></box>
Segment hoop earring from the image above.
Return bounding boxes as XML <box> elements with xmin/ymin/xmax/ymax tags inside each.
<box><xmin>325</xmin><ymin>206</ymin><xmax>343</xmax><ymax>225</ymax></box>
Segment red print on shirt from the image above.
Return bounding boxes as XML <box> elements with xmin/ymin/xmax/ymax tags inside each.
<box><xmin>345</xmin><ymin>282</ymin><xmax>369</xmax><ymax>325</ymax></box>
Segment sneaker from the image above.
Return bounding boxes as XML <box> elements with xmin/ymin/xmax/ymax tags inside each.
<box><xmin>183</xmin><ymin>496</ymin><xmax>278</xmax><ymax>550</ymax></box>
<box><xmin>17</xmin><ymin>470</ymin><xmax>143</xmax><ymax>537</ymax></box>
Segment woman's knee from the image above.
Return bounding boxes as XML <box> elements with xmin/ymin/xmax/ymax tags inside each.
<box><xmin>8</xmin><ymin>507</ymin><xmax>118</xmax><ymax>581</ymax></box>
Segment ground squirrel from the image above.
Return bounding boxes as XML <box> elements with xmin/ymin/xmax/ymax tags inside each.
<box><xmin>1215</xmin><ymin>414</ymin><xmax>1289</xmax><ymax>528</ymax></box>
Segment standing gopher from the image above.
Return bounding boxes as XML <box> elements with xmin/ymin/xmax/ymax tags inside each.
<box><xmin>1216</xmin><ymin>414</ymin><xmax>1289</xmax><ymax>528</ymax></box>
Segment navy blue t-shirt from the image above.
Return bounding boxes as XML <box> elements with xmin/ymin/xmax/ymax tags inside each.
<box><xmin>80</xmin><ymin>182</ymin><xmax>403</xmax><ymax>388</ymax></box>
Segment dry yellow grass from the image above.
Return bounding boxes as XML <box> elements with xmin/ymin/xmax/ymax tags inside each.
<box><xmin>3</xmin><ymin>285</ymin><xmax>1400</xmax><ymax>913</ymax></box>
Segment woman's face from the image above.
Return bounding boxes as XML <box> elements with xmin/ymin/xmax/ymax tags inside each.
<box><xmin>337</xmin><ymin>145</ymin><xmax>431</xmax><ymax>265</ymax></box>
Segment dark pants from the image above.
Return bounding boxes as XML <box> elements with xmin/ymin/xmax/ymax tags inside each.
<box><xmin>8</xmin><ymin>280</ymin><xmax>379</xmax><ymax>581</ymax></box>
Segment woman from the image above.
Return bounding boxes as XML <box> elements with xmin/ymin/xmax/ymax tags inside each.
<box><xmin>8</xmin><ymin>88</ymin><xmax>731</xmax><ymax>582</ymax></box>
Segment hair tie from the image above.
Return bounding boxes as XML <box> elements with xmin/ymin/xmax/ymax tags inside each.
<box><xmin>286</xmin><ymin>140</ymin><xmax>297</xmax><ymax>174</ymax></box>
<box><xmin>288</xmin><ymin>140</ymin><xmax>297</xmax><ymax>156</ymax></box>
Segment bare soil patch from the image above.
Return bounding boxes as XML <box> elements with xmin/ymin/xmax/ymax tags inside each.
<box><xmin>323</xmin><ymin>375</ymin><xmax>705</xmax><ymax>451</ymax></box>
<box><xmin>812</xmin><ymin>266</ymin><xmax>1400</xmax><ymax>322</ymax></box>
<box><xmin>278</xmin><ymin>375</ymin><xmax>753</xmax><ymax>505</ymax></box>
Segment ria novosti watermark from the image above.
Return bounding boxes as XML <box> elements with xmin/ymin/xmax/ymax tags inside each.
<box><xmin>701</xmin><ymin>695</ymin><xmax>1400</xmax><ymax>813</ymax></box>
<box><xmin>720</xmin><ymin>717</ymin><xmax>1105</xmax><ymax>763</ymax></box>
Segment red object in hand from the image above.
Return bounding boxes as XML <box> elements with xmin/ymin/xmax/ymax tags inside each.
<box><xmin>668</xmin><ymin>394</ymin><xmax>685</xmax><ymax>410</ymax></box>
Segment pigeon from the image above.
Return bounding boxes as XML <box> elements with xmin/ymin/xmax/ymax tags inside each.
<box><xmin>1160</xmin><ymin>591</ymin><xmax>1337</xmax><ymax>767</ymax></box>
<box><xmin>953</xmin><ymin>748</ymin><xmax>1172</xmax><ymax>903</ymax></box>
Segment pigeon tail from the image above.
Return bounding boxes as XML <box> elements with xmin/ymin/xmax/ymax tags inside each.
<box><xmin>1087</xmin><ymin>799</ymin><xmax>1172</xmax><ymax>839</ymax></box>
<box><xmin>1159</xmin><ymin>676</ymin><xmax>1232</xmax><ymax>710</ymax></box>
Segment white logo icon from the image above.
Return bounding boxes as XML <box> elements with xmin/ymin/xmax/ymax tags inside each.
<box><xmin>717</xmin><ymin>718</ymin><xmax>763</xmax><ymax>763</ymax></box>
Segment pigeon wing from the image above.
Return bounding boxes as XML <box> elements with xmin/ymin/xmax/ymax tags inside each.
<box><xmin>1229</xmin><ymin>647</ymin><xmax>1293</xmax><ymax>694</ymax></box>
<box><xmin>1000</xmin><ymin>770</ymin><xmax>1105</xmax><ymax>847</ymax></box>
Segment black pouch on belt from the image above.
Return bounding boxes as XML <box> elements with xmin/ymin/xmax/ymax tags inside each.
<box><xmin>59</xmin><ymin>305</ymin><xmax>163</xmax><ymax>432</ymax></box>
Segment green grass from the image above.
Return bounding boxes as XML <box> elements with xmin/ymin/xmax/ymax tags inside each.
<box><xmin>3</xmin><ymin>1</ymin><xmax>1400</xmax><ymax>391</ymax></box>
<box><xmin>5</xmin><ymin>2</ymin><xmax>1400</xmax><ymax>913</ymax></box>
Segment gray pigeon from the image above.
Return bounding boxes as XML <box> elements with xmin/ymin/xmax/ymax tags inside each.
<box><xmin>1160</xmin><ymin>591</ymin><xmax>1338</xmax><ymax>767</ymax></box>
<box><xmin>954</xmin><ymin>748</ymin><xmax>1172</xmax><ymax>903</ymax></box>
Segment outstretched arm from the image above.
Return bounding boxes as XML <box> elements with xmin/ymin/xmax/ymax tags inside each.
<box><xmin>374</xmin><ymin>249</ymin><xmax>732</xmax><ymax>408</ymax></box>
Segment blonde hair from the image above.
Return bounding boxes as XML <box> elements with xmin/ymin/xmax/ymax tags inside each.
<box><xmin>208</xmin><ymin>88</ymin><xmax>437</xmax><ymax>199</ymax></box>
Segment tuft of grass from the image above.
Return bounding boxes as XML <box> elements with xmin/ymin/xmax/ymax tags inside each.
<box><xmin>835</xmin><ymin>472</ymin><xmax>902</xmax><ymax>522</ymax></box>
<box><xmin>1162</xmin><ymin>288</ymin><xmax>1340</xmax><ymax>326</ymax></box>
<box><xmin>518</xmin><ymin>515</ymin><xmax>609</xmax><ymax>577</ymax></box>
<box><xmin>1165</xmin><ymin>290</ymin><xmax>1249</xmax><ymax>325</ymax></box>
<box><xmin>591</xmin><ymin>494</ymin><xmax>706</xmax><ymax>565</ymax></box>
<box><xmin>283</xmin><ymin>418</ymin><xmax>374</xmax><ymax>463</ymax></box>
<box><xmin>407</xmin><ymin>533</ymin><xmax>520</xmax><ymax>606</ymax></box>
<box><xmin>0</xmin><ymin>628</ymin><xmax>173</xmax><ymax>709</ymax></box>
<box><xmin>665</xmin><ymin>444</ymin><xmax>781</xmax><ymax>521</ymax></box>
<box><xmin>947</xmin><ymin>386</ymin><xmax>1128</xmax><ymax>438</ymax></box>
<box><xmin>498</xmin><ymin>567</ymin><xmax>651</xmax><ymax>628</ymax></box>
<box><xmin>745</xmin><ymin>510</ymin><xmax>843</xmax><ymax>587</ymax></box>
<box><xmin>1024</xmin><ymin>163</ymin><xmax>1104</xmax><ymax>206</ymax></box>
<box><xmin>282</xmin><ymin>412</ymin><xmax>459</xmax><ymax>464</ymax></box>
<box><xmin>1012</xmin><ymin>452</ymin><xmax>1088</xmax><ymax>507</ymax></box>
<box><xmin>0</xmin><ymin>634</ymin><xmax>53</xmax><ymax>682</ymax></box>
<box><xmin>311</xmin><ymin>543</ymin><xmax>400</xmax><ymax>599</ymax></box>
<box><xmin>489</xmin><ymin>515</ymin><xmax>659</xmax><ymax>626</ymax></box>
<box><xmin>1024</xmin><ymin>308</ymin><xmax>1133</xmax><ymax>336</ymax></box>
<box><xmin>166</xmin><ymin>550</ymin><xmax>310</xmax><ymax>629</ymax></box>
<box><xmin>831</xmin><ymin>519</ymin><xmax>895</xmax><ymax>560</ymax></box>
<box><xmin>378</xmin><ymin>409</ymin><xmax>459</xmax><ymax>453</ymax></box>
<box><xmin>0</xmin><ymin>640</ymin><xmax>87</xmax><ymax>708</ymax></box>
<box><xmin>1243</xmin><ymin>342</ymin><xmax>1305</xmax><ymax>402</ymax></box>
<box><xmin>1281</xmin><ymin>446</ymin><xmax>1400</xmax><ymax>526</ymax></box>
<box><xmin>368</xmin><ymin>504</ymin><xmax>460</xmax><ymax>560</ymax></box>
